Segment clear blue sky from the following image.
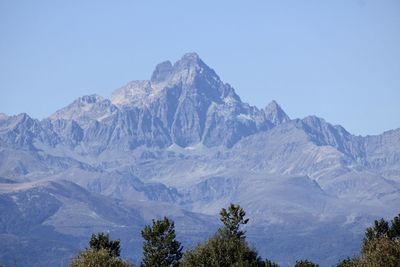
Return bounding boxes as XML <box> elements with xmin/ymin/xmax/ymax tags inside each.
<box><xmin>1</xmin><ymin>0</ymin><xmax>399</xmax><ymax>136</ymax></box>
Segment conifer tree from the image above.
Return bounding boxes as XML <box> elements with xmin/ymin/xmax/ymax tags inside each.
<box><xmin>182</xmin><ymin>204</ymin><xmax>264</xmax><ymax>267</ymax></box>
<box><xmin>141</xmin><ymin>217</ymin><xmax>183</xmax><ymax>267</ymax></box>
<box><xmin>294</xmin><ymin>259</ymin><xmax>319</xmax><ymax>267</ymax></box>
<box><xmin>364</xmin><ymin>218</ymin><xmax>390</xmax><ymax>242</ymax></box>
<box><xmin>89</xmin><ymin>232</ymin><xmax>121</xmax><ymax>257</ymax></box>
<box><xmin>388</xmin><ymin>213</ymin><xmax>400</xmax><ymax>240</ymax></box>
<box><xmin>265</xmin><ymin>258</ymin><xmax>280</xmax><ymax>267</ymax></box>
<box><xmin>70</xmin><ymin>232</ymin><xmax>131</xmax><ymax>267</ymax></box>
<box><xmin>336</xmin><ymin>212</ymin><xmax>400</xmax><ymax>267</ymax></box>
<box><xmin>219</xmin><ymin>203</ymin><xmax>249</xmax><ymax>239</ymax></box>
<box><xmin>70</xmin><ymin>248</ymin><xmax>132</xmax><ymax>267</ymax></box>
<box><xmin>335</xmin><ymin>257</ymin><xmax>360</xmax><ymax>267</ymax></box>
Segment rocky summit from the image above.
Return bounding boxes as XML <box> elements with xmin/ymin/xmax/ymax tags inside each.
<box><xmin>0</xmin><ymin>53</ymin><xmax>399</xmax><ymax>266</ymax></box>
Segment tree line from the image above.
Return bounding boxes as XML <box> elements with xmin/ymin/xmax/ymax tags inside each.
<box><xmin>69</xmin><ymin>204</ymin><xmax>400</xmax><ymax>267</ymax></box>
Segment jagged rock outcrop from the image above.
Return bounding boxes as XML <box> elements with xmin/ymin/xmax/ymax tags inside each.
<box><xmin>0</xmin><ymin>53</ymin><xmax>399</xmax><ymax>267</ymax></box>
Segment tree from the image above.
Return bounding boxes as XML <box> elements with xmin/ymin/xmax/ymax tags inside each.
<box><xmin>362</xmin><ymin>214</ymin><xmax>400</xmax><ymax>256</ymax></box>
<box><xmin>69</xmin><ymin>232</ymin><xmax>131</xmax><ymax>267</ymax></box>
<box><xmin>294</xmin><ymin>259</ymin><xmax>319</xmax><ymax>267</ymax></box>
<box><xmin>219</xmin><ymin>203</ymin><xmax>249</xmax><ymax>239</ymax></box>
<box><xmin>337</xmin><ymin>213</ymin><xmax>400</xmax><ymax>267</ymax></box>
<box><xmin>141</xmin><ymin>217</ymin><xmax>183</xmax><ymax>267</ymax></box>
<box><xmin>364</xmin><ymin>218</ymin><xmax>389</xmax><ymax>242</ymax></box>
<box><xmin>265</xmin><ymin>258</ymin><xmax>280</xmax><ymax>267</ymax></box>
<box><xmin>335</xmin><ymin>257</ymin><xmax>360</xmax><ymax>267</ymax></box>
<box><xmin>388</xmin><ymin>213</ymin><xmax>400</xmax><ymax>240</ymax></box>
<box><xmin>181</xmin><ymin>204</ymin><xmax>264</xmax><ymax>267</ymax></box>
<box><xmin>361</xmin><ymin>237</ymin><xmax>400</xmax><ymax>266</ymax></box>
<box><xmin>363</xmin><ymin>213</ymin><xmax>400</xmax><ymax>243</ymax></box>
<box><xmin>182</xmin><ymin>234</ymin><xmax>264</xmax><ymax>267</ymax></box>
<box><xmin>89</xmin><ymin>232</ymin><xmax>121</xmax><ymax>257</ymax></box>
<box><xmin>70</xmin><ymin>248</ymin><xmax>132</xmax><ymax>267</ymax></box>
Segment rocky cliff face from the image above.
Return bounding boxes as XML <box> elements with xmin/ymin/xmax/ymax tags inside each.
<box><xmin>18</xmin><ymin>53</ymin><xmax>284</xmax><ymax>154</ymax></box>
<box><xmin>0</xmin><ymin>53</ymin><xmax>399</xmax><ymax>266</ymax></box>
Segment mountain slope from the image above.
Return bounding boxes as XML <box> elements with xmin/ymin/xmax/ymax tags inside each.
<box><xmin>0</xmin><ymin>53</ymin><xmax>399</xmax><ymax>266</ymax></box>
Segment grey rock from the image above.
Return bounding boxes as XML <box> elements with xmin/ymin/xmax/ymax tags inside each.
<box><xmin>0</xmin><ymin>53</ymin><xmax>399</xmax><ymax>266</ymax></box>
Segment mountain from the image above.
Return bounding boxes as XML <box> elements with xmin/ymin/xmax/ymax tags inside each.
<box><xmin>0</xmin><ymin>53</ymin><xmax>399</xmax><ymax>266</ymax></box>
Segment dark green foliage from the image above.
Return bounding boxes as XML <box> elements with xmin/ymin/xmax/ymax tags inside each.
<box><xmin>141</xmin><ymin>217</ymin><xmax>183</xmax><ymax>267</ymax></box>
<box><xmin>182</xmin><ymin>232</ymin><xmax>264</xmax><ymax>267</ymax></box>
<box><xmin>362</xmin><ymin>214</ymin><xmax>400</xmax><ymax>255</ymax></box>
<box><xmin>69</xmin><ymin>248</ymin><xmax>132</xmax><ymax>267</ymax></box>
<box><xmin>69</xmin><ymin>209</ymin><xmax>400</xmax><ymax>267</ymax></box>
<box><xmin>181</xmin><ymin>204</ymin><xmax>264</xmax><ymax>267</ymax></box>
<box><xmin>338</xmin><ymin>212</ymin><xmax>400</xmax><ymax>267</ymax></box>
<box><xmin>335</xmin><ymin>257</ymin><xmax>360</xmax><ymax>267</ymax></box>
<box><xmin>89</xmin><ymin>232</ymin><xmax>121</xmax><ymax>257</ymax></box>
<box><xmin>361</xmin><ymin>237</ymin><xmax>400</xmax><ymax>266</ymax></box>
<box><xmin>219</xmin><ymin>203</ymin><xmax>249</xmax><ymax>239</ymax></box>
<box><xmin>389</xmin><ymin>213</ymin><xmax>400</xmax><ymax>240</ymax></box>
<box><xmin>365</xmin><ymin>218</ymin><xmax>389</xmax><ymax>242</ymax></box>
<box><xmin>294</xmin><ymin>259</ymin><xmax>319</xmax><ymax>267</ymax></box>
<box><xmin>69</xmin><ymin>232</ymin><xmax>130</xmax><ymax>267</ymax></box>
<box><xmin>360</xmin><ymin>214</ymin><xmax>400</xmax><ymax>266</ymax></box>
<box><xmin>265</xmin><ymin>258</ymin><xmax>280</xmax><ymax>267</ymax></box>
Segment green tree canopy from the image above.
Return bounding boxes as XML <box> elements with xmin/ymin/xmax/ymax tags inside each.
<box><xmin>294</xmin><ymin>259</ymin><xmax>319</xmax><ymax>267</ymax></box>
<box><xmin>264</xmin><ymin>258</ymin><xmax>280</xmax><ymax>267</ymax></box>
<box><xmin>365</xmin><ymin>218</ymin><xmax>390</xmax><ymax>242</ymax></box>
<box><xmin>141</xmin><ymin>217</ymin><xmax>183</xmax><ymax>267</ymax></box>
<box><xmin>362</xmin><ymin>237</ymin><xmax>400</xmax><ymax>266</ymax></box>
<box><xmin>336</xmin><ymin>212</ymin><xmax>400</xmax><ymax>267</ymax></box>
<box><xmin>362</xmin><ymin>213</ymin><xmax>400</xmax><ymax>255</ymax></box>
<box><xmin>219</xmin><ymin>203</ymin><xmax>249</xmax><ymax>239</ymax></box>
<box><xmin>69</xmin><ymin>248</ymin><xmax>132</xmax><ymax>267</ymax></box>
<box><xmin>335</xmin><ymin>257</ymin><xmax>360</xmax><ymax>267</ymax></box>
<box><xmin>388</xmin><ymin>213</ymin><xmax>400</xmax><ymax>240</ymax></box>
<box><xmin>89</xmin><ymin>232</ymin><xmax>121</xmax><ymax>257</ymax></box>
<box><xmin>182</xmin><ymin>203</ymin><xmax>264</xmax><ymax>267</ymax></box>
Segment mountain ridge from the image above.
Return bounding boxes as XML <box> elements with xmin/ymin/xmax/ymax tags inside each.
<box><xmin>0</xmin><ymin>53</ymin><xmax>399</xmax><ymax>266</ymax></box>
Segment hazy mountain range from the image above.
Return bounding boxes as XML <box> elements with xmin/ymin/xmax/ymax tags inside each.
<box><xmin>0</xmin><ymin>53</ymin><xmax>399</xmax><ymax>266</ymax></box>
